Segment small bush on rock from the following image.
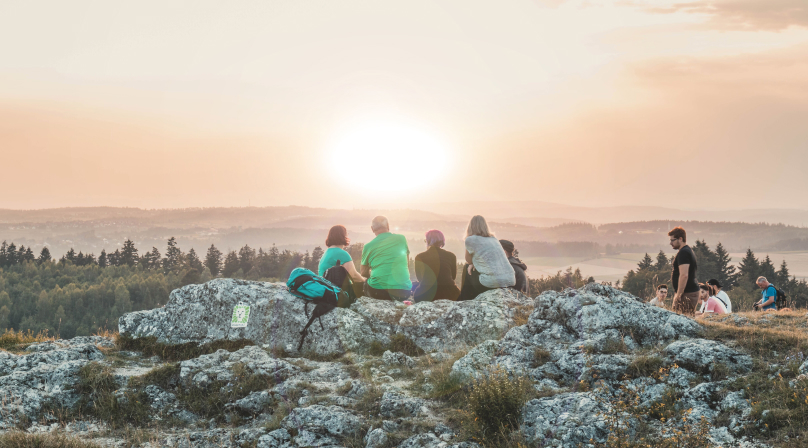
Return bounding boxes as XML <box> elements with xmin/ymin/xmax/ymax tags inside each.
<box><xmin>116</xmin><ymin>334</ymin><xmax>254</xmax><ymax>362</ymax></box>
<box><xmin>389</xmin><ymin>334</ymin><xmax>425</xmax><ymax>357</ymax></box>
<box><xmin>73</xmin><ymin>362</ymin><xmax>151</xmax><ymax>427</ymax></box>
<box><xmin>468</xmin><ymin>367</ymin><xmax>533</xmax><ymax>442</ymax></box>
<box><xmin>625</xmin><ymin>355</ymin><xmax>664</xmax><ymax>379</ymax></box>
<box><xmin>532</xmin><ymin>347</ymin><xmax>551</xmax><ymax>368</ymax></box>
<box><xmin>178</xmin><ymin>361</ymin><xmax>274</xmax><ymax>422</ymax></box>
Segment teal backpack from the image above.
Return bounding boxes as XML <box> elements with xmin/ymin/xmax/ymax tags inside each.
<box><xmin>286</xmin><ymin>268</ymin><xmax>345</xmax><ymax>351</ymax></box>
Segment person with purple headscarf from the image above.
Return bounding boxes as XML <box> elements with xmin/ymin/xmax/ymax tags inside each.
<box><xmin>412</xmin><ymin>229</ymin><xmax>461</xmax><ymax>302</ymax></box>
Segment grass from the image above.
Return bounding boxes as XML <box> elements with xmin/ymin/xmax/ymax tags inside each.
<box><xmin>0</xmin><ymin>432</ymin><xmax>104</xmax><ymax>448</ymax></box>
<box><xmin>367</xmin><ymin>333</ymin><xmax>425</xmax><ymax>357</ymax></box>
<box><xmin>625</xmin><ymin>355</ymin><xmax>664</xmax><ymax>379</ymax></box>
<box><xmin>72</xmin><ymin>362</ymin><xmax>152</xmax><ymax>428</ymax></box>
<box><xmin>532</xmin><ymin>347</ymin><xmax>551</xmax><ymax>368</ymax></box>
<box><xmin>467</xmin><ymin>367</ymin><xmax>534</xmax><ymax>444</ymax></box>
<box><xmin>178</xmin><ymin>361</ymin><xmax>276</xmax><ymax>421</ymax></box>
<box><xmin>116</xmin><ymin>334</ymin><xmax>255</xmax><ymax>361</ymax></box>
<box><xmin>0</xmin><ymin>329</ymin><xmax>55</xmax><ymax>351</ymax></box>
<box><xmin>701</xmin><ymin>311</ymin><xmax>808</xmax><ymax>362</ymax></box>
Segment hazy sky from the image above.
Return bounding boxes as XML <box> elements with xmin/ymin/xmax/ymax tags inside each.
<box><xmin>1</xmin><ymin>0</ymin><xmax>807</xmax><ymax>210</ymax></box>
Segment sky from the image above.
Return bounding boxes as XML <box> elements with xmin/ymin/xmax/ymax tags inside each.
<box><xmin>1</xmin><ymin>0</ymin><xmax>807</xmax><ymax>210</ymax></box>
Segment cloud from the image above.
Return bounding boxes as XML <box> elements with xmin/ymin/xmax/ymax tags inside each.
<box><xmin>640</xmin><ymin>0</ymin><xmax>808</xmax><ymax>30</ymax></box>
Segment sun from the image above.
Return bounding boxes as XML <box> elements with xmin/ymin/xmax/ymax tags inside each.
<box><xmin>327</xmin><ymin>122</ymin><xmax>448</xmax><ymax>193</ymax></box>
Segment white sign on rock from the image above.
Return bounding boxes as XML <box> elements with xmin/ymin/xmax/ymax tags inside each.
<box><xmin>231</xmin><ymin>303</ymin><xmax>251</xmax><ymax>328</ymax></box>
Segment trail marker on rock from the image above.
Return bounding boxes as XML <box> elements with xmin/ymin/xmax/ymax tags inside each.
<box><xmin>231</xmin><ymin>302</ymin><xmax>251</xmax><ymax>328</ymax></box>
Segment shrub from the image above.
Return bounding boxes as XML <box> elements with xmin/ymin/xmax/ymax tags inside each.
<box><xmin>178</xmin><ymin>362</ymin><xmax>275</xmax><ymax>421</ymax></box>
<box><xmin>468</xmin><ymin>367</ymin><xmax>533</xmax><ymax>442</ymax></box>
<box><xmin>601</xmin><ymin>338</ymin><xmax>630</xmax><ymax>355</ymax></box>
<box><xmin>389</xmin><ymin>333</ymin><xmax>425</xmax><ymax>357</ymax></box>
<box><xmin>73</xmin><ymin>362</ymin><xmax>151</xmax><ymax>427</ymax></box>
<box><xmin>532</xmin><ymin>347</ymin><xmax>551</xmax><ymax>368</ymax></box>
<box><xmin>625</xmin><ymin>355</ymin><xmax>664</xmax><ymax>379</ymax></box>
<box><xmin>0</xmin><ymin>329</ymin><xmax>54</xmax><ymax>351</ymax></box>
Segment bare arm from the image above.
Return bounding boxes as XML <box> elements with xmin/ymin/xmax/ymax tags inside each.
<box><xmin>360</xmin><ymin>264</ymin><xmax>371</xmax><ymax>279</ymax></box>
<box><xmin>344</xmin><ymin>260</ymin><xmax>366</xmax><ymax>283</ymax></box>
<box><xmin>761</xmin><ymin>292</ymin><xmax>776</xmax><ymax>307</ymax></box>
<box><xmin>676</xmin><ymin>264</ymin><xmax>689</xmax><ymax>297</ymax></box>
<box><xmin>464</xmin><ymin>250</ymin><xmax>473</xmax><ymax>265</ymax></box>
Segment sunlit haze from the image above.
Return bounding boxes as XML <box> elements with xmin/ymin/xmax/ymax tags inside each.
<box><xmin>1</xmin><ymin>0</ymin><xmax>807</xmax><ymax>209</ymax></box>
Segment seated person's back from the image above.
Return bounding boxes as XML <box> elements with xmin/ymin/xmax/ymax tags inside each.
<box><xmin>413</xmin><ymin>230</ymin><xmax>460</xmax><ymax>302</ymax></box>
<box><xmin>361</xmin><ymin>216</ymin><xmax>412</xmax><ymax>301</ymax></box>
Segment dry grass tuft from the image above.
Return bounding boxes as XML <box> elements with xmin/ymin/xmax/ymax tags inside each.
<box><xmin>0</xmin><ymin>329</ymin><xmax>55</xmax><ymax>351</ymax></box>
<box><xmin>0</xmin><ymin>432</ymin><xmax>103</xmax><ymax>448</ymax></box>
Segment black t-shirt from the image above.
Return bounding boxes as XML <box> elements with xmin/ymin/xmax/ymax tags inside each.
<box><xmin>672</xmin><ymin>245</ymin><xmax>699</xmax><ymax>293</ymax></box>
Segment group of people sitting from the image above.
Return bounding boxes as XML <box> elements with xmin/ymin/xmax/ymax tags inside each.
<box><xmin>647</xmin><ymin>279</ymin><xmax>732</xmax><ymax>317</ymax></box>
<box><xmin>316</xmin><ymin>215</ymin><xmax>528</xmax><ymax>303</ymax></box>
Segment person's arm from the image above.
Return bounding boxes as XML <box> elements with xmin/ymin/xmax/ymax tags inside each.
<box><xmin>761</xmin><ymin>288</ymin><xmax>776</xmax><ymax>307</ymax></box>
<box><xmin>450</xmin><ymin>256</ymin><xmax>457</xmax><ymax>280</ymax></box>
<box><xmin>343</xmin><ymin>259</ymin><xmax>366</xmax><ymax>283</ymax></box>
<box><xmin>414</xmin><ymin>257</ymin><xmax>426</xmax><ymax>283</ymax></box>
<box><xmin>675</xmin><ymin>264</ymin><xmax>689</xmax><ymax>298</ymax></box>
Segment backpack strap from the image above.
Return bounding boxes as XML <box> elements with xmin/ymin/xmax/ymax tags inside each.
<box><xmin>290</xmin><ymin>273</ymin><xmax>315</xmax><ymax>291</ymax></box>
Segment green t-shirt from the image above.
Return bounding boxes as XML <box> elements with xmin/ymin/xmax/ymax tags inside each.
<box><xmin>361</xmin><ymin>232</ymin><xmax>412</xmax><ymax>290</ymax></box>
<box><xmin>318</xmin><ymin>247</ymin><xmax>353</xmax><ymax>277</ymax></box>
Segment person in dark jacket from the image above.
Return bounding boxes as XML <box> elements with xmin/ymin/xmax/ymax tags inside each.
<box><xmin>412</xmin><ymin>230</ymin><xmax>461</xmax><ymax>302</ymax></box>
<box><xmin>499</xmin><ymin>239</ymin><xmax>528</xmax><ymax>294</ymax></box>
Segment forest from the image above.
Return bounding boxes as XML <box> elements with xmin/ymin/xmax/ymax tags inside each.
<box><xmin>1</xmin><ymin>236</ymin><xmax>806</xmax><ymax>339</ymax></box>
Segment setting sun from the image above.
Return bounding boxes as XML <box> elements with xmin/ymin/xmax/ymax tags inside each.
<box><xmin>327</xmin><ymin>121</ymin><xmax>448</xmax><ymax>193</ymax></box>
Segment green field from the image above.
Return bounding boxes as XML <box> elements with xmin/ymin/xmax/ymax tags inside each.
<box><xmin>522</xmin><ymin>251</ymin><xmax>808</xmax><ymax>284</ymax></box>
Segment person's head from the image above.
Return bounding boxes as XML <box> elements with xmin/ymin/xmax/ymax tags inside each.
<box><xmin>668</xmin><ymin>227</ymin><xmax>687</xmax><ymax>250</ymax></box>
<box><xmin>707</xmin><ymin>279</ymin><xmax>722</xmax><ymax>293</ymax></box>
<box><xmin>466</xmin><ymin>215</ymin><xmax>493</xmax><ymax>238</ymax></box>
<box><xmin>656</xmin><ymin>284</ymin><xmax>668</xmax><ymax>300</ymax></box>
<box><xmin>425</xmin><ymin>229</ymin><xmax>446</xmax><ymax>248</ymax></box>
<box><xmin>325</xmin><ymin>225</ymin><xmax>350</xmax><ymax>248</ymax></box>
<box><xmin>371</xmin><ymin>216</ymin><xmax>390</xmax><ymax>236</ymax></box>
<box><xmin>698</xmin><ymin>283</ymin><xmax>710</xmax><ymax>301</ymax></box>
<box><xmin>756</xmin><ymin>276</ymin><xmax>770</xmax><ymax>289</ymax></box>
<box><xmin>499</xmin><ymin>239</ymin><xmax>515</xmax><ymax>257</ymax></box>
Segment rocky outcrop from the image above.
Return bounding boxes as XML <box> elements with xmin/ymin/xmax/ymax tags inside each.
<box><xmin>119</xmin><ymin>279</ymin><xmax>532</xmax><ymax>356</ymax></box>
<box><xmin>0</xmin><ymin>337</ymin><xmax>112</xmax><ymax>427</ymax></box>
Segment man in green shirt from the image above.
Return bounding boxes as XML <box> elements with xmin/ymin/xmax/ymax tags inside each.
<box><xmin>360</xmin><ymin>216</ymin><xmax>412</xmax><ymax>301</ymax></box>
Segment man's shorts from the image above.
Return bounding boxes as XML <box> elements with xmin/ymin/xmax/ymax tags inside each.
<box><xmin>363</xmin><ymin>283</ymin><xmax>410</xmax><ymax>302</ymax></box>
<box><xmin>672</xmin><ymin>291</ymin><xmax>700</xmax><ymax>316</ymax></box>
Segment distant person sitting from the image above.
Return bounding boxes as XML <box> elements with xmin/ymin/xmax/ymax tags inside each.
<box><xmin>499</xmin><ymin>239</ymin><xmax>528</xmax><ymax>295</ymax></box>
<box><xmin>648</xmin><ymin>284</ymin><xmax>668</xmax><ymax>308</ymax></box>
<box><xmin>668</xmin><ymin>226</ymin><xmax>699</xmax><ymax>316</ymax></box>
<box><xmin>706</xmin><ymin>279</ymin><xmax>731</xmax><ymax>313</ymax></box>
<box><xmin>318</xmin><ymin>225</ymin><xmax>366</xmax><ymax>301</ymax></box>
<box><xmin>360</xmin><ymin>216</ymin><xmax>412</xmax><ymax>301</ymax></box>
<box><xmin>753</xmin><ymin>276</ymin><xmax>778</xmax><ymax>311</ymax></box>
<box><xmin>412</xmin><ymin>230</ymin><xmax>461</xmax><ymax>302</ymax></box>
<box><xmin>696</xmin><ymin>283</ymin><xmax>726</xmax><ymax>317</ymax></box>
<box><xmin>458</xmin><ymin>215</ymin><xmax>515</xmax><ymax>301</ymax></box>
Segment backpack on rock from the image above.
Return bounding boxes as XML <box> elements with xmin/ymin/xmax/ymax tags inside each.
<box><xmin>286</xmin><ymin>267</ymin><xmax>347</xmax><ymax>351</ymax></box>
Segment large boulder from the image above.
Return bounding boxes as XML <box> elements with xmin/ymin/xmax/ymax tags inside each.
<box><xmin>119</xmin><ymin>279</ymin><xmax>533</xmax><ymax>356</ymax></box>
<box><xmin>119</xmin><ymin>279</ymin><xmax>387</xmax><ymax>356</ymax></box>
<box><xmin>521</xmin><ymin>392</ymin><xmax>612</xmax><ymax>446</ymax></box>
<box><xmin>0</xmin><ymin>337</ymin><xmax>109</xmax><ymax>426</ymax></box>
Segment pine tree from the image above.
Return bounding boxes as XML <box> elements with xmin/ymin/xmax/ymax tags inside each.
<box><xmin>163</xmin><ymin>237</ymin><xmax>184</xmax><ymax>273</ymax></box>
<box><xmin>776</xmin><ymin>260</ymin><xmax>790</xmax><ymax>287</ymax></box>
<box><xmin>760</xmin><ymin>255</ymin><xmax>776</xmax><ymax>282</ymax></box>
<box><xmin>108</xmin><ymin>249</ymin><xmax>121</xmax><ymax>267</ymax></box>
<box><xmin>98</xmin><ymin>250</ymin><xmax>108</xmax><ymax>268</ymax></box>
<box><xmin>222</xmin><ymin>251</ymin><xmax>241</xmax><ymax>278</ymax></box>
<box><xmin>638</xmin><ymin>253</ymin><xmax>653</xmax><ymax>270</ymax></box>
<box><xmin>186</xmin><ymin>248</ymin><xmax>203</xmax><ymax>271</ymax></box>
<box><xmin>738</xmin><ymin>249</ymin><xmax>760</xmax><ymax>283</ymax></box>
<box><xmin>62</xmin><ymin>248</ymin><xmax>76</xmax><ymax>264</ymax></box>
<box><xmin>238</xmin><ymin>245</ymin><xmax>256</xmax><ymax>273</ymax></box>
<box><xmin>655</xmin><ymin>250</ymin><xmax>669</xmax><ymax>270</ymax></box>
<box><xmin>204</xmin><ymin>244</ymin><xmax>223</xmax><ymax>277</ymax></box>
<box><xmin>23</xmin><ymin>247</ymin><xmax>35</xmax><ymax>263</ymax></box>
<box><xmin>0</xmin><ymin>241</ymin><xmax>7</xmax><ymax>267</ymax></box>
<box><xmin>38</xmin><ymin>247</ymin><xmax>52</xmax><ymax>264</ymax></box>
<box><xmin>6</xmin><ymin>243</ymin><xmax>18</xmax><ymax>265</ymax></box>
<box><xmin>142</xmin><ymin>247</ymin><xmax>162</xmax><ymax>269</ymax></box>
<box><xmin>714</xmin><ymin>243</ymin><xmax>737</xmax><ymax>288</ymax></box>
<box><xmin>311</xmin><ymin>246</ymin><xmax>324</xmax><ymax>270</ymax></box>
<box><xmin>120</xmin><ymin>239</ymin><xmax>139</xmax><ymax>267</ymax></box>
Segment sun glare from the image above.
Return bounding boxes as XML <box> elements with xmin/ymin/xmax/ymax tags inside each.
<box><xmin>327</xmin><ymin>122</ymin><xmax>448</xmax><ymax>193</ymax></box>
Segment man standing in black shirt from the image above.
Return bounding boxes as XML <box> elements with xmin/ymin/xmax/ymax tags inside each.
<box><xmin>668</xmin><ymin>226</ymin><xmax>699</xmax><ymax>316</ymax></box>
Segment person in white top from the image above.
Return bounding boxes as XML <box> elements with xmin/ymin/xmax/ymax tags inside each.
<box><xmin>458</xmin><ymin>215</ymin><xmax>516</xmax><ymax>301</ymax></box>
<box><xmin>648</xmin><ymin>284</ymin><xmax>668</xmax><ymax>308</ymax></box>
<box><xmin>706</xmin><ymin>279</ymin><xmax>731</xmax><ymax>313</ymax></box>
<box><xmin>696</xmin><ymin>282</ymin><xmax>727</xmax><ymax>317</ymax></box>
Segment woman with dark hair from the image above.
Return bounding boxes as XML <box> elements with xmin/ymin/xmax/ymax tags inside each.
<box><xmin>412</xmin><ymin>230</ymin><xmax>461</xmax><ymax>302</ymax></box>
<box><xmin>318</xmin><ymin>225</ymin><xmax>366</xmax><ymax>285</ymax></box>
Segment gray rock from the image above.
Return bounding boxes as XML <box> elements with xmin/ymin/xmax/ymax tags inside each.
<box><xmin>665</xmin><ymin>339</ymin><xmax>752</xmax><ymax>375</ymax></box>
<box><xmin>680</xmin><ymin>381</ymin><xmax>724</xmax><ymax>421</ymax></box>
<box><xmin>282</xmin><ymin>405</ymin><xmax>360</xmax><ymax>437</ymax></box>
<box><xmin>451</xmin><ymin>340</ymin><xmax>499</xmax><ymax>380</ymax></box>
<box><xmin>399</xmin><ymin>433</ymin><xmax>443</xmax><ymax>448</ymax></box>
<box><xmin>234</xmin><ymin>390</ymin><xmax>274</xmax><ymax>414</ymax></box>
<box><xmin>383</xmin><ymin>350</ymin><xmax>415</xmax><ymax>368</ymax></box>
<box><xmin>143</xmin><ymin>384</ymin><xmax>177</xmax><ymax>411</ymax></box>
<box><xmin>380</xmin><ymin>391</ymin><xmax>426</xmax><ymax>417</ymax></box>
<box><xmin>257</xmin><ymin>428</ymin><xmax>292</xmax><ymax>448</ymax></box>
<box><xmin>521</xmin><ymin>392</ymin><xmax>612</xmax><ymax>446</ymax></box>
<box><xmin>0</xmin><ymin>339</ymin><xmax>105</xmax><ymax>424</ymax></box>
<box><xmin>179</xmin><ymin>345</ymin><xmax>300</xmax><ymax>388</ymax></box>
<box><xmin>365</xmin><ymin>427</ymin><xmax>388</xmax><ymax>448</ymax></box>
<box><xmin>119</xmin><ymin>278</ymin><xmax>386</xmax><ymax>356</ymax></box>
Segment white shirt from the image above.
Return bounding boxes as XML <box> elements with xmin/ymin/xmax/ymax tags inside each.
<box><xmin>465</xmin><ymin>235</ymin><xmax>516</xmax><ymax>288</ymax></box>
<box><xmin>714</xmin><ymin>290</ymin><xmax>732</xmax><ymax>313</ymax></box>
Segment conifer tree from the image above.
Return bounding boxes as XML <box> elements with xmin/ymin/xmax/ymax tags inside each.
<box><xmin>776</xmin><ymin>260</ymin><xmax>790</xmax><ymax>287</ymax></box>
<box><xmin>714</xmin><ymin>243</ymin><xmax>737</xmax><ymax>288</ymax></box>
<box><xmin>239</xmin><ymin>245</ymin><xmax>256</xmax><ymax>273</ymax></box>
<box><xmin>638</xmin><ymin>253</ymin><xmax>653</xmax><ymax>270</ymax></box>
<box><xmin>204</xmin><ymin>244</ymin><xmax>223</xmax><ymax>277</ymax></box>
<box><xmin>655</xmin><ymin>250</ymin><xmax>669</xmax><ymax>270</ymax></box>
<box><xmin>120</xmin><ymin>239</ymin><xmax>139</xmax><ymax>267</ymax></box>
<box><xmin>63</xmin><ymin>248</ymin><xmax>76</xmax><ymax>264</ymax></box>
<box><xmin>38</xmin><ymin>247</ymin><xmax>52</xmax><ymax>264</ymax></box>
<box><xmin>186</xmin><ymin>248</ymin><xmax>203</xmax><ymax>271</ymax></box>
<box><xmin>163</xmin><ymin>237</ymin><xmax>184</xmax><ymax>273</ymax></box>
<box><xmin>738</xmin><ymin>249</ymin><xmax>760</xmax><ymax>282</ymax></box>
<box><xmin>98</xmin><ymin>250</ymin><xmax>108</xmax><ymax>268</ymax></box>
<box><xmin>311</xmin><ymin>246</ymin><xmax>324</xmax><ymax>270</ymax></box>
<box><xmin>0</xmin><ymin>241</ymin><xmax>7</xmax><ymax>267</ymax></box>
<box><xmin>142</xmin><ymin>247</ymin><xmax>162</xmax><ymax>269</ymax></box>
<box><xmin>222</xmin><ymin>251</ymin><xmax>241</xmax><ymax>278</ymax></box>
<box><xmin>6</xmin><ymin>243</ymin><xmax>17</xmax><ymax>265</ymax></box>
<box><xmin>760</xmin><ymin>255</ymin><xmax>776</xmax><ymax>282</ymax></box>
